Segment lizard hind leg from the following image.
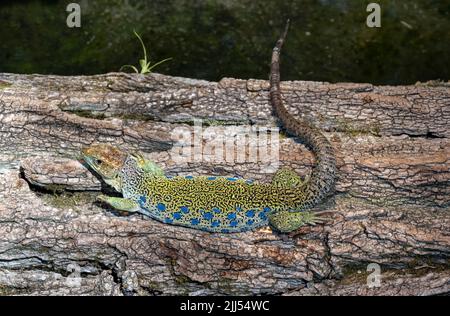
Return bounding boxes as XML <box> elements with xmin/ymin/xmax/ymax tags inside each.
<box><xmin>272</xmin><ymin>167</ymin><xmax>306</xmax><ymax>189</ymax></box>
<box><xmin>268</xmin><ymin>209</ymin><xmax>323</xmax><ymax>233</ymax></box>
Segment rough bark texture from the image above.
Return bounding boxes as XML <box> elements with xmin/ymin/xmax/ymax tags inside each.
<box><xmin>0</xmin><ymin>72</ymin><xmax>449</xmax><ymax>296</ymax></box>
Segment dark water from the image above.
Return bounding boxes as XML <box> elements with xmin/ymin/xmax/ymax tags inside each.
<box><xmin>0</xmin><ymin>0</ymin><xmax>448</xmax><ymax>84</ymax></box>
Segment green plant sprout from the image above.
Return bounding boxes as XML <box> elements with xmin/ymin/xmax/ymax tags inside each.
<box><xmin>120</xmin><ymin>30</ymin><xmax>172</xmax><ymax>74</ymax></box>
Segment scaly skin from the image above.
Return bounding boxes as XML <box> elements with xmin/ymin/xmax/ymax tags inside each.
<box><xmin>269</xmin><ymin>20</ymin><xmax>336</xmax><ymax>211</ymax></box>
<box><xmin>81</xmin><ymin>22</ymin><xmax>336</xmax><ymax>233</ymax></box>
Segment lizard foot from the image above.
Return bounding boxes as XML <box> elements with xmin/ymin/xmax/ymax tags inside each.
<box><xmin>268</xmin><ymin>210</ymin><xmax>327</xmax><ymax>233</ymax></box>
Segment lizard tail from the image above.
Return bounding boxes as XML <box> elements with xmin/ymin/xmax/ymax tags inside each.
<box><xmin>269</xmin><ymin>20</ymin><xmax>336</xmax><ymax>211</ymax></box>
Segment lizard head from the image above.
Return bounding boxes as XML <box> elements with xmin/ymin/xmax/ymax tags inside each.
<box><xmin>81</xmin><ymin>144</ymin><xmax>128</xmax><ymax>191</ymax></box>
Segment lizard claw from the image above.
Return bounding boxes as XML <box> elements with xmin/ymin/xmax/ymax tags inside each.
<box><xmin>256</xmin><ymin>226</ymin><xmax>273</xmax><ymax>234</ymax></box>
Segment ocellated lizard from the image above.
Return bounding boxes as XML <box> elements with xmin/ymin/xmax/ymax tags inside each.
<box><xmin>81</xmin><ymin>21</ymin><xmax>336</xmax><ymax>233</ymax></box>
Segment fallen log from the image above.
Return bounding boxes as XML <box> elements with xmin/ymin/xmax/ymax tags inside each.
<box><xmin>0</xmin><ymin>72</ymin><xmax>448</xmax><ymax>295</ymax></box>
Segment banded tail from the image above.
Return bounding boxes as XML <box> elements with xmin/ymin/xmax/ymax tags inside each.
<box><xmin>269</xmin><ymin>20</ymin><xmax>336</xmax><ymax>210</ymax></box>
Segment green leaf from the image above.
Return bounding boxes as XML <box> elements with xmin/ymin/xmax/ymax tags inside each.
<box><xmin>133</xmin><ymin>30</ymin><xmax>148</xmax><ymax>63</ymax></box>
<box><xmin>120</xmin><ymin>65</ymin><xmax>139</xmax><ymax>73</ymax></box>
<box><xmin>139</xmin><ymin>59</ymin><xmax>147</xmax><ymax>69</ymax></box>
<box><xmin>147</xmin><ymin>57</ymin><xmax>173</xmax><ymax>72</ymax></box>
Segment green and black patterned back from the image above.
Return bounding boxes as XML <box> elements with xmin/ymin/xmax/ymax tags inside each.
<box><xmin>120</xmin><ymin>156</ymin><xmax>285</xmax><ymax>232</ymax></box>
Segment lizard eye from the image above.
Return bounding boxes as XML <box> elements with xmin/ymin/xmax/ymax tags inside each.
<box><xmin>95</xmin><ymin>158</ymin><xmax>103</xmax><ymax>165</ymax></box>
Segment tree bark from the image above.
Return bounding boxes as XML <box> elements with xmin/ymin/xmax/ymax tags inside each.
<box><xmin>0</xmin><ymin>72</ymin><xmax>448</xmax><ymax>296</ymax></box>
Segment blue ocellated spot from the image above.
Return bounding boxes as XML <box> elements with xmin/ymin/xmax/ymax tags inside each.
<box><xmin>166</xmin><ymin>175</ymin><xmax>173</xmax><ymax>179</ymax></box>
<box><xmin>139</xmin><ymin>196</ymin><xmax>147</xmax><ymax>205</ymax></box>
<box><xmin>180</xmin><ymin>206</ymin><xmax>189</xmax><ymax>214</ymax></box>
<box><xmin>191</xmin><ymin>218</ymin><xmax>200</xmax><ymax>225</ymax></box>
<box><xmin>185</xmin><ymin>175</ymin><xmax>194</xmax><ymax>180</ymax></box>
<box><xmin>263</xmin><ymin>207</ymin><xmax>271</xmax><ymax>213</ymax></box>
<box><xmin>227</xmin><ymin>212</ymin><xmax>236</xmax><ymax>220</ymax></box>
<box><xmin>246</xmin><ymin>179</ymin><xmax>253</xmax><ymax>184</ymax></box>
<box><xmin>212</xmin><ymin>207</ymin><xmax>221</xmax><ymax>213</ymax></box>
<box><xmin>246</xmin><ymin>219</ymin><xmax>255</xmax><ymax>226</ymax></box>
<box><xmin>245</xmin><ymin>210</ymin><xmax>255</xmax><ymax>218</ymax></box>
<box><xmin>203</xmin><ymin>212</ymin><xmax>214</xmax><ymax>220</ymax></box>
<box><xmin>173</xmin><ymin>212</ymin><xmax>182</xmax><ymax>220</ymax></box>
<box><xmin>229</xmin><ymin>220</ymin><xmax>238</xmax><ymax>227</ymax></box>
<box><xmin>207</xmin><ymin>176</ymin><xmax>216</xmax><ymax>180</ymax></box>
<box><xmin>259</xmin><ymin>212</ymin><xmax>267</xmax><ymax>220</ymax></box>
<box><xmin>157</xmin><ymin>203</ymin><xmax>166</xmax><ymax>211</ymax></box>
<box><xmin>211</xmin><ymin>220</ymin><xmax>220</xmax><ymax>227</ymax></box>
<box><xmin>221</xmin><ymin>229</ymin><xmax>230</xmax><ymax>233</ymax></box>
<box><xmin>236</xmin><ymin>206</ymin><xmax>242</xmax><ymax>212</ymax></box>
<box><xmin>164</xmin><ymin>218</ymin><xmax>173</xmax><ymax>224</ymax></box>
<box><xmin>227</xmin><ymin>177</ymin><xmax>237</xmax><ymax>181</ymax></box>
